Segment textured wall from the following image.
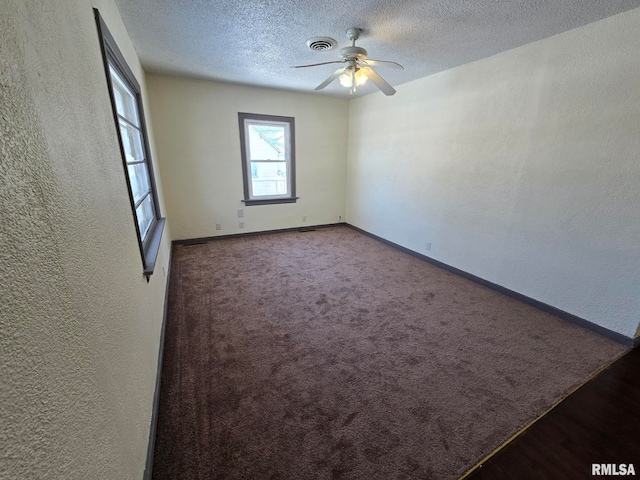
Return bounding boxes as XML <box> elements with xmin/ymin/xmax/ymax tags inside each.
<box><xmin>0</xmin><ymin>0</ymin><xmax>171</xmax><ymax>478</ymax></box>
<box><xmin>146</xmin><ymin>75</ymin><xmax>349</xmax><ymax>240</ymax></box>
<box><xmin>347</xmin><ymin>8</ymin><xmax>640</xmax><ymax>338</ymax></box>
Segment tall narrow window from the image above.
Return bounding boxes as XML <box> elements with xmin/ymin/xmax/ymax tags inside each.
<box><xmin>95</xmin><ymin>10</ymin><xmax>165</xmax><ymax>278</ymax></box>
<box><xmin>239</xmin><ymin>113</ymin><xmax>297</xmax><ymax>206</ymax></box>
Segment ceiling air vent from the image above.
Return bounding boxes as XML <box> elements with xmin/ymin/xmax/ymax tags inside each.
<box><xmin>306</xmin><ymin>36</ymin><xmax>337</xmax><ymax>51</ymax></box>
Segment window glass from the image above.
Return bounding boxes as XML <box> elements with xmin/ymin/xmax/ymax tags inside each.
<box><xmin>250</xmin><ymin>162</ymin><xmax>287</xmax><ymax>197</ymax></box>
<box><xmin>136</xmin><ymin>194</ymin><xmax>154</xmax><ymax>240</ymax></box>
<box><xmin>248</xmin><ymin>124</ymin><xmax>285</xmax><ymax>160</ymax></box>
<box><xmin>127</xmin><ymin>162</ymin><xmax>151</xmax><ymax>203</ymax></box>
<box><xmin>107</xmin><ymin>61</ymin><xmax>156</xmax><ymax>243</ymax></box>
<box><xmin>118</xmin><ymin>120</ymin><xmax>145</xmax><ymax>163</ymax></box>
<box><xmin>109</xmin><ymin>64</ymin><xmax>140</xmax><ymax>127</ymax></box>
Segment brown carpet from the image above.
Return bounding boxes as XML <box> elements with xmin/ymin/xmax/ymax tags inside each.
<box><xmin>152</xmin><ymin>226</ymin><xmax>626</xmax><ymax>480</ymax></box>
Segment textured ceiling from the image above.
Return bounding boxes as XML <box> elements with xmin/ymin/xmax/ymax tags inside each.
<box><xmin>113</xmin><ymin>0</ymin><xmax>640</xmax><ymax>98</ymax></box>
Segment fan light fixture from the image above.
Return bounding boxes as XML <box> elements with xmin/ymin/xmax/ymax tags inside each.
<box><xmin>339</xmin><ymin>67</ymin><xmax>368</xmax><ymax>91</ymax></box>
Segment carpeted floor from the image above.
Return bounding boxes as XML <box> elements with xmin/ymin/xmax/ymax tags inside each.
<box><xmin>152</xmin><ymin>226</ymin><xmax>626</xmax><ymax>480</ymax></box>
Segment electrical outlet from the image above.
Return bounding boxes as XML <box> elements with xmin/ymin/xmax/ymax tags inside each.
<box><xmin>215</xmin><ymin>222</ymin><xmax>221</xmax><ymax>231</ymax></box>
<box><xmin>237</xmin><ymin>209</ymin><xmax>244</xmax><ymax>218</ymax></box>
<box><xmin>302</xmin><ymin>215</ymin><xmax>307</xmax><ymax>222</ymax></box>
<box><xmin>426</xmin><ymin>242</ymin><xmax>432</xmax><ymax>251</ymax></box>
<box><xmin>339</xmin><ymin>215</ymin><xmax>342</xmax><ymax>223</ymax></box>
<box><xmin>239</xmin><ymin>221</ymin><xmax>244</xmax><ymax>229</ymax></box>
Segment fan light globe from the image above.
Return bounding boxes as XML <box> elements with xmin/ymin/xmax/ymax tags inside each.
<box><xmin>356</xmin><ymin>69</ymin><xmax>368</xmax><ymax>85</ymax></box>
<box><xmin>339</xmin><ymin>72</ymin><xmax>352</xmax><ymax>87</ymax></box>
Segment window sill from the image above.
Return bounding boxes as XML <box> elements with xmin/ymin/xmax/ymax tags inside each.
<box><xmin>143</xmin><ymin>217</ymin><xmax>166</xmax><ymax>279</ymax></box>
<box><xmin>242</xmin><ymin>197</ymin><xmax>299</xmax><ymax>206</ymax></box>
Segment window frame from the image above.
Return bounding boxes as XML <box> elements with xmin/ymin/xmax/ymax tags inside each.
<box><xmin>95</xmin><ymin>9</ymin><xmax>165</xmax><ymax>279</ymax></box>
<box><xmin>238</xmin><ymin>112</ymin><xmax>298</xmax><ymax>206</ymax></box>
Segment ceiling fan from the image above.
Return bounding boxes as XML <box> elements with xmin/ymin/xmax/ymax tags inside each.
<box><xmin>292</xmin><ymin>27</ymin><xmax>404</xmax><ymax>96</ymax></box>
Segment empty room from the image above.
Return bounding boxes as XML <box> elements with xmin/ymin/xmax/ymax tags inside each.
<box><xmin>2</xmin><ymin>0</ymin><xmax>639</xmax><ymax>479</ymax></box>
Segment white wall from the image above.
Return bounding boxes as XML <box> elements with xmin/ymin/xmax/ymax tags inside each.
<box><xmin>0</xmin><ymin>0</ymin><xmax>171</xmax><ymax>478</ymax></box>
<box><xmin>146</xmin><ymin>75</ymin><xmax>349</xmax><ymax>240</ymax></box>
<box><xmin>347</xmin><ymin>8</ymin><xmax>640</xmax><ymax>339</ymax></box>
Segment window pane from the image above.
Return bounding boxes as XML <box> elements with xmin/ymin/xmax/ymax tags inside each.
<box><xmin>108</xmin><ymin>64</ymin><xmax>140</xmax><ymax>126</ymax></box>
<box><xmin>248</xmin><ymin>124</ymin><xmax>285</xmax><ymax>161</ymax></box>
<box><xmin>127</xmin><ymin>162</ymin><xmax>151</xmax><ymax>203</ymax></box>
<box><xmin>118</xmin><ymin>120</ymin><xmax>145</xmax><ymax>163</ymax></box>
<box><xmin>136</xmin><ymin>194</ymin><xmax>154</xmax><ymax>241</ymax></box>
<box><xmin>250</xmin><ymin>161</ymin><xmax>287</xmax><ymax>196</ymax></box>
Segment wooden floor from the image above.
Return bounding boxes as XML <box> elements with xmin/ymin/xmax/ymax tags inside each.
<box><xmin>465</xmin><ymin>346</ymin><xmax>640</xmax><ymax>479</ymax></box>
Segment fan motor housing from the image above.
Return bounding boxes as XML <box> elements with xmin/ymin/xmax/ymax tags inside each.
<box><xmin>340</xmin><ymin>46</ymin><xmax>367</xmax><ymax>60</ymax></box>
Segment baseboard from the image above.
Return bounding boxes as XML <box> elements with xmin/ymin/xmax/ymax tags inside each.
<box><xmin>143</xmin><ymin>247</ymin><xmax>173</xmax><ymax>480</ymax></box>
<box><xmin>347</xmin><ymin>224</ymin><xmax>636</xmax><ymax>348</ymax></box>
<box><xmin>172</xmin><ymin>223</ymin><xmax>344</xmax><ymax>246</ymax></box>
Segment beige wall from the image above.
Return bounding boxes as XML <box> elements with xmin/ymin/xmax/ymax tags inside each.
<box><xmin>347</xmin><ymin>8</ymin><xmax>640</xmax><ymax>338</ymax></box>
<box><xmin>0</xmin><ymin>0</ymin><xmax>171</xmax><ymax>478</ymax></box>
<box><xmin>146</xmin><ymin>75</ymin><xmax>349</xmax><ymax>240</ymax></box>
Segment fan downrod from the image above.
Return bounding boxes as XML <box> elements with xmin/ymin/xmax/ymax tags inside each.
<box><xmin>340</xmin><ymin>27</ymin><xmax>367</xmax><ymax>60</ymax></box>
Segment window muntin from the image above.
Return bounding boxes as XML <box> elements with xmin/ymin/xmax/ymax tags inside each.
<box><xmin>95</xmin><ymin>9</ymin><xmax>165</xmax><ymax>277</ymax></box>
<box><xmin>239</xmin><ymin>113</ymin><xmax>296</xmax><ymax>205</ymax></box>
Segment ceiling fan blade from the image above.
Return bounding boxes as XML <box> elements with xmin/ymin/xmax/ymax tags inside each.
<box><xmin>291</xmin><ymin>60</ymin><xmax>344</xmax><ymax>69</ymax></box>
<box><xmin>361</xmin><ymin>59</ymin><xmax>404</xmax><ymax>70</ymax></box>
<box><xmin>315</xmin><ymin>66</ymin><xmax>348</xmax><ymax>91</ymax></box>
<box><xmin>361</xmin><ymin>67</ymin><xmax>396</xmax><ymax>96</ymax></box>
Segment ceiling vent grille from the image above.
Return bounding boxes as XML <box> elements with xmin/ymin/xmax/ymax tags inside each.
<box><xmin>306</xmin><ymin>37</ymin><xmax>337</xmax><ymax>51</ymax></box>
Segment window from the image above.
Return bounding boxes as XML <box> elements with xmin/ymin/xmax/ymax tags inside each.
<box><xmin>238</xmin><ymin>113</ymin><xmax>297</xmax><ymax>206</ymax></box>
<box><xmin>95</xmin><ymin>10</ymin><xmax>165</xmax><ymax>278</ymax></box>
